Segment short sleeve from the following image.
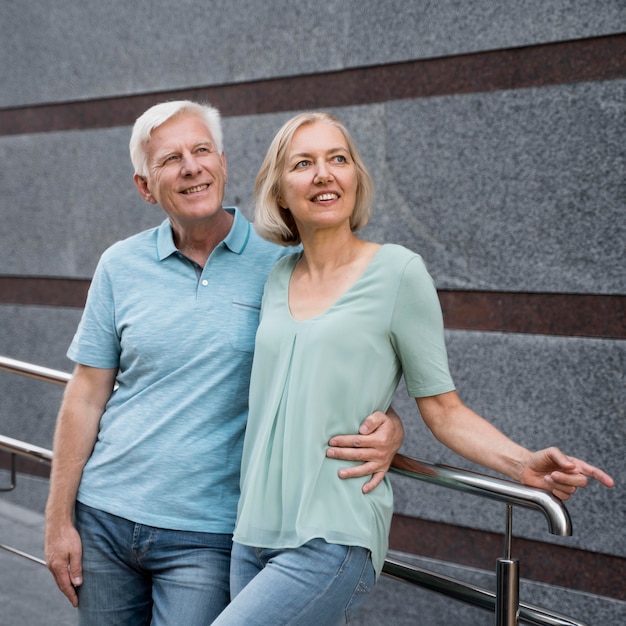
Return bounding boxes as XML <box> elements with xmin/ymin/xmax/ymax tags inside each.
<box><xmin>390</xmin><ymin>256</ymin><xmax>455</xmax><ymax>398</ymax></box>
<box><xmin>67</xmin><ymin>257</ymin><xmax>121</xmax><ymax>369</ymax></box>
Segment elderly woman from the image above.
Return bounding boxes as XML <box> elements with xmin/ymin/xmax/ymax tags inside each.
<box><xmin>212</xmin><ymin>112</ymin><xmax>614</xmax><ymax>625</ymax></box>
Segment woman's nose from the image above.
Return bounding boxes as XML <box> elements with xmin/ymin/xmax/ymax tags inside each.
<box><xmin>313</xmin><ymin>162</ymin><xmax>333</xmax><ymax>183</ymax></box>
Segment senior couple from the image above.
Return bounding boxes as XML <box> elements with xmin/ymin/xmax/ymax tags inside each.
<box><xmin>45</xmin><ymin>100</ymin><xmax>613</xmax><ymax>625</ymax></box>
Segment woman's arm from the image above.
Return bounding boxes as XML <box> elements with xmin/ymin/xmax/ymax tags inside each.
<box><xmin>416</xmin><ymin>390</ymin><xmax>614</xmax><ymax>500</ymax></box>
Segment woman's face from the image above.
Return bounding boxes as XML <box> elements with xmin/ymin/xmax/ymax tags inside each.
<box><xmin>279</xmin><ymin>121</ymin><xmax>358</xmax><ymax>233</ymax></box>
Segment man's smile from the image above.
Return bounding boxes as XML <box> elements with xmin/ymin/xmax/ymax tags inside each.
<box><xmin>182</xmin><ymin>183</ymin><xmax>209</xmax><ymax>194</ymax></box>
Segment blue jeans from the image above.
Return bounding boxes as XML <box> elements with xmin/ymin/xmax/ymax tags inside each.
<box><xmin>211</xmin><ymin>539</ymin><xmax>376</xmax><ymax>625</ymax></box>
<box><xmin>74</xmin><ymin>502</ymin><xmax>231</xmax><ymax>626</ymax></box>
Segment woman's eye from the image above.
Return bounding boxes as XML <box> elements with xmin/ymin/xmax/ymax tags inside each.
<box><xmin>333</xmin><ymin>155</ymin><xmax>347</xmax><ymax>163</ymax></box>
<box><xmin>295</xmin><ymin>160</ymin><xmax>310</xmax><ymax>169</ymax></box>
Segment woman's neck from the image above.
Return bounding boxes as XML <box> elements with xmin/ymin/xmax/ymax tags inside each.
<box><xmin>298</xmin><ymin>227</ymin><xmax>364</xmax><ymax>278</ymax></box>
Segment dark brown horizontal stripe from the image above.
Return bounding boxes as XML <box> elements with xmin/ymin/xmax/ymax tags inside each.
<box><xmin>390</xmin><ymin>513</ymin><xmax>625</xmax><ymax>601</ymax></box>
<box><xmin>438</xmin><ymin>290</ymin><xmax>626</xmax><ymax>339</ymax></box>
<box><xmin>0</xmin><ymin>276</ymin><xmax>89</xmax><ymax>308</ymax></box>
<box><xmin>0</xmin><ymin>453</ymin><xmax>50</xmax><ymax>481</ymax></box>
<box><xmin>1</xmin><ymin>276</ymin><xmax>623</xmax><ymax>338</ymax></box>
<box><xmin>1</xmin><ymin>34</ymin><xmax>624</xmax><ymax>136</ymax></box>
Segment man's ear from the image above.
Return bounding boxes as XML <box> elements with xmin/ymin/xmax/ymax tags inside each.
<box><xmin>133</xmin><ymin>174</ymin><xmax>157</xmax><ymax>204</ymax></box>
<box><xmin>221</xmin><ymin>152</ymin><xmax>228</xmax><ymax>184</ymax></box>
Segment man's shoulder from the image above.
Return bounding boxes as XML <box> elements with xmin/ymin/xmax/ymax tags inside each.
<box><xmin>96</xmin><ymin>224</ymin><xmax>161</xmax><ymax>271</ymax></box>
<box><xmin>103</xmin><ymin>224</ymin><xmax>160</xmax><ymax>252</ymax></box>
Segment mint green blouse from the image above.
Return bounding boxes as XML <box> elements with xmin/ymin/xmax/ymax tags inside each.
<box><xmin>233</xmin><ymin>244</ymin><xmax>455</xmax><ymax>576</ymax></box>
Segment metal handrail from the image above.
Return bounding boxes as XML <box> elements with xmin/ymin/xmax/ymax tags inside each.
<box><xmin>383</xmin><ymin>556</ymin><xmax>588</xmax><ymax>626</ymax></box>
<box><xmin>0</xmin><ymin>355</ymin><xmax>582</xmax><ymax>626</ymax></box>
<box><xmin>0</xmin><ymin>355</ymin><xmax>71</xmax><ymax>386</ymax></box>
<box><xmin>390</xmin><ymin>454</ymin><xmax>572</xmax><ymax>536</ymax></box>
<box><xmin>0</xmin><ymin>434</ymin><xmax>53</xmax><ymax>464</ymax></box>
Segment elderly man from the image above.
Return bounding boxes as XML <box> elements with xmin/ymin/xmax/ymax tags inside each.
<box><xmin>44</xmin><ymin>100</ymin><xmax>403</xmax><ymax>625</ymax></box>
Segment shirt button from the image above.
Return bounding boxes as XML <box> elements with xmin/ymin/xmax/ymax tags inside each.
<box><xmin>201</xmin><ymin>279</ymin><xmax>208</xmax><ymax>286</ymax></box>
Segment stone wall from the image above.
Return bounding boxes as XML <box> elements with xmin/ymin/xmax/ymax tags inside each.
<box><xmin>1</xmin><ymin>2</ymin><xmax>624</xmax><ymax>623</ymax></box>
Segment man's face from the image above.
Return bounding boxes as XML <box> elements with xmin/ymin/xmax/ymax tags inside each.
<box><xmin>134</xmin><ymin>114</ymin><xmax>227</xmax><ymax>226</ymax></box>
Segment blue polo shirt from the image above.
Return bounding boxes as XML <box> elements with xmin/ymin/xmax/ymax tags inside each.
<box><xmin>69</xmin><ymin>208</ymin><xmax>288</xmax><ymax>532</ymax></box>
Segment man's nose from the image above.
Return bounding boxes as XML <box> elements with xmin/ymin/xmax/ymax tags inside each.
<box><xmin>181</xmin><ymin>153</ymin><xmax>202</xmax><ymax>175</ymax></box>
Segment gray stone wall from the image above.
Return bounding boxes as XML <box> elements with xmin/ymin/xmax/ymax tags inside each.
<box><xmin>1</xmin><ymin>1</ymin><xmax>624</xmax><ymax>624</ymax></box>
<box><xmin>1</xmin><ymin>0</ymin><xmax>623</xmax><ymax>108</ymax></box>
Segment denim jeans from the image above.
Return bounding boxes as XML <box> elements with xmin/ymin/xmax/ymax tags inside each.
<box><xmin>74</xmin><ymin>502</ymin><xmax>231</xmax><ymax>626</ymax></box>
<box><xmin>211</xmin><ymin>538</ymin><xmax>376</xmax><ymax>625</ymax></box>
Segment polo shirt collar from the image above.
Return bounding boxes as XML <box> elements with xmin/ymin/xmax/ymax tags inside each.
<box><xmin>222</xmin><ymin>207</ymin><xmax>251</xmax><ymax>254</ymax></box>
<box><xmin>156</xmin><ymin>207</ymin><xmax>250</xmax><ymax>260</ymax></box>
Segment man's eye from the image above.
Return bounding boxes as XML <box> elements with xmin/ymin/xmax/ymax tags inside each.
<box><xmin>164</xmin><ymin>155</ymin><xmax>179</xmax><ymax>163</ymax></box>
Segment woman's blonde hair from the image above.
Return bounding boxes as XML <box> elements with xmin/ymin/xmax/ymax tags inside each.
<box><xmin>254</xmin><ymin>112</ymin><xmax>373</xmax><ymax>246</ymax></box>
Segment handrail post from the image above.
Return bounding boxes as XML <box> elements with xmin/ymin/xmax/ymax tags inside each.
<box><xmin>0</xmin><ymin>452</ymin><xmax>16</xmax><ymax>492</ymax></box>
<box><xmin>496</xmin><ymin>505</ymin><xmax>519</xmax><ymax>625</ymax></box>
<box><xmin>496</xmin><ymin>558</ymin><xmax>519</xmax><ymax>626</ymax></box>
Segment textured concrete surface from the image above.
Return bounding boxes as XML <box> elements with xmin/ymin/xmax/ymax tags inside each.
<box><xmin>0</xmin><ymin>499</ymin><xmax>77</xmax><ymax>626</ymax></box>
<box><xmin>0</xmin><ymin>307</ymin><xmax>78</xmax><ymax>464</ymax></box>
<box><xmin>381</xmin><ymin>81</ymin><xmax>626</xmax><ymax>293</ymax></box>
<box><xmin>1</xmin><ymin>1</ymin><xmax>623</xmax><ymax>108</ymax></box>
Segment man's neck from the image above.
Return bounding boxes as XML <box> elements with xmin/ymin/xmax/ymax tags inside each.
<box><xmin>171</xmin><ymin>208</ymin><xmax>234</xmax><ymax>267</ymax></box>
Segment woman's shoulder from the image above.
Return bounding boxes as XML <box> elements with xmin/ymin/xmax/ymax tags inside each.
<box><xmin>374</xmin><ymin>245</ymin><xmax>436</xmax><ymax>292</ymax></box>
<box><xmin>267</xmin><ymin>250</ymin><xmax>302</xmax><ymax>279</ymax></box>
<box><xmin>379</xmin><ymin>243</ymin><xmax>426</xmax><ymax>267</ymax></box>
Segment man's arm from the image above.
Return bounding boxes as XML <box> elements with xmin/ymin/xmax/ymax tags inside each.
<box><xmin>326</xmin><ymin>406</ymin><xmax>404</xmax><ymax>493</ymax></box>
<box><xmin>45</xmin><ymin>364</ymin><xmax>117</xmax><ymax>607</ymax></box>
